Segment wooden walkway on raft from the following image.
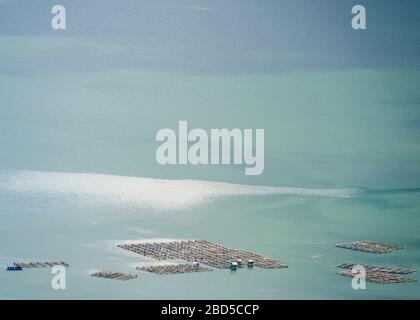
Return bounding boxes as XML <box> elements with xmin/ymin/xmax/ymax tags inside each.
<box><xmin>118</xmin><ymin>240</ymin><xmax>287</xmax><ymax>269</ymax></box>
<box><xmin>13</xmin><ymin>261</ymin><xmax>69</xmax><ymax>269</ymax></box>
<box><xmin>335</xmin><ymin>240</ymin><xmax>403</xmax><ymax>254</ymax></box>
<box><xmin>137</xmin><ymin>263</ymin><xmax>212</xmax><ymax>275</ymax></box>
<box><xmin>91</xmin><ymin>271</ymin><xmax>138</xmax><ymax>281</ymax></box>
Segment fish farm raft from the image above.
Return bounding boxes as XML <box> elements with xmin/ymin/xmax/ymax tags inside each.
<box><xmin>137</xmin><ymin>263</ymin><xmax>212</xmax><ymax>275</ymax></box>
<box><xmin>118</xmin><ymin>240</ymin><xmax>287</xmax><ymax>269</ymax></box>
<box><xmin>91</xmin><ymin>271</ymin><xmax>138</xmax><ymax>281</ymax></box>
<box><xmin>336</xmin><ymin>263</ymin><xmax>416</xmax><ymax>275</ymax></box>
<box><xmin>336</xmin><ymin>271</ymin><xmax>416</xmax><ymax>284</ymax></box>
<box><xmin>336</xmin><ymin>264</ymin><xmax>417</xmax><ymax>284</ymax></box>
<box><xmin>335</xmin><ymin>240</ymin><xmax>403</xmax><ymax>254</ymax></box>
<box><xmin>13</xmin><ymin>261</ymin><xmax>69</xmax><ymax>269</ymax></box>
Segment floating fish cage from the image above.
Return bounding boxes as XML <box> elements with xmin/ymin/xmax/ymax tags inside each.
<box><xmin>335</xmin><ymin>240</ymin><xmax>403</xmax><ymax>254</ymax></box>
<box><xmin>91</xmin><ymin>271</ymin><xmax>137</xmax><ymax>281</ymax></box>
<box><xmin>118</xmin><ymin>240</ymin><xmax>287</xmax><ymax>270</ymax></box>
<box><xmin>336</xmin><ymin>270</ymin><xmax>416</xmax><ymax>284</ymax></box>
<box><xmin>336</xmin><ymin>263</ymin><xmax>417</xmax><ymax>284</ymax></box>
<box><xmin>13</xmin><ymin>261</ymin><xmax>69</xmax><ymax>269</ymax></box>
<box><xmin>336</xmin><ymin>263</ymin><xmax>416</xmax><ymax>275</ymax></box>
<box><xmin>137</xmin><ymin>263</ymin><xmax>212</xmax><ymax>275</ymax></box>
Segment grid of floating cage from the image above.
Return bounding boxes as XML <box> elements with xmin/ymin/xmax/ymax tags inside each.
<box><xmin>335</xmin><ymin>240</ymin><xmax>403</xmax><ymax>254</ymax></box>
<box><xmin>13</xmin><ymin>261</ymin><xmax>69</xmax><ymax>269</ymax></box>
<box><xmin>336</xmin><ymin>263</ymin><xmax>416</xmax><ymax>284</ymax></box>
<box><xmin>336</xmin><ymin>263</ymin><xmax>416</xmax><ymax>275</ymax></box>
<box><xmin>336</xmin><ymin>270</ymin><xmax>416</xmax><ymax>284</ymax></box>
<box><xmin>118</xmin><ymin>240</ymin><xmax>287</xmax><ymax>269</ymax></box>
<box><xmin>91</xmin><ymin>271</ymin><xmax>138</xmax><ymax>281</ymax></box>
<box><xmin>136</xmin><ymin>263</ymin><xmax>212</xmax><ymax>275</ymax></box>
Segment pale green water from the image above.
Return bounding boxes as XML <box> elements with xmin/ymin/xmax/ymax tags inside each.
<box><xmin>1</xmin><ymin>0</ymin><xmax>420</xmax><ymax>299</ymax></box>
<box><xmin>1</xmin><ymin>68</ymin><xmax>419</xmax><ymax>299</ymax></box>
<box><xmin>0</xmin><ymin>174</ymin><xmax>419</xmax><ymax>299</ymax></box>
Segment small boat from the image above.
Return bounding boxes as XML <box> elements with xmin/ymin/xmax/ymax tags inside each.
<box><xmin>6</xmin><ymin>265</ymin><xmax>23</xmax><ymax>271</ymax></box>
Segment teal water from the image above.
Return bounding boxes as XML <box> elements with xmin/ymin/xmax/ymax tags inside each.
<box><xmin>1</xmin><ymin>0</ymin><xmax>420</xmax><ymax>299</ymax></box>
<box><xmin>0</xmin><ymin>172</ymin><xmax>419</xmax><ymax>299</ymax></box>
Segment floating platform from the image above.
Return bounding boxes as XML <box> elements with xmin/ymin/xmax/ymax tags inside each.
<box><xmin>336</xmin><ymin>263</ymin><xmax>416</xmax><ymax>275</ymax></box>
<box><xmin>118</xmin><ymin>240</ymin><xmax>287</xmax><ymax>269</ymax></box>
<box><xmin>6</xmin><ymin>266</ymin><xmax>22</xmax><ymax>271</ymax></box>
<box><xmin>13</xmin><ymin>261</ymin><xmax>69</xmax><ymax>269</ymax></box>
<box><xmin>335</xmin><ymin>240</ymin><xmax>403</xmax><ymax>254</ymax></box>
<box><xmin>336</xmin><ymin>270</ymin><xmax>416</xmax><ymax>284</ymax></box>
<box><xmin>91</xmin><ymin>271</ymin><xmax>138</xmax><ymax>281</ymax></box>
<box><xmin>137</xmin><ymin>263</ymin><xmax>212</xmax><ymax>275</ymax></box>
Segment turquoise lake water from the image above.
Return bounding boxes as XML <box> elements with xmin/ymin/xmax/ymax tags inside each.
<box><xmin>1</xmin><ymin>0</ymin><xmax>420</xmax><ymax>299</ymax></box>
